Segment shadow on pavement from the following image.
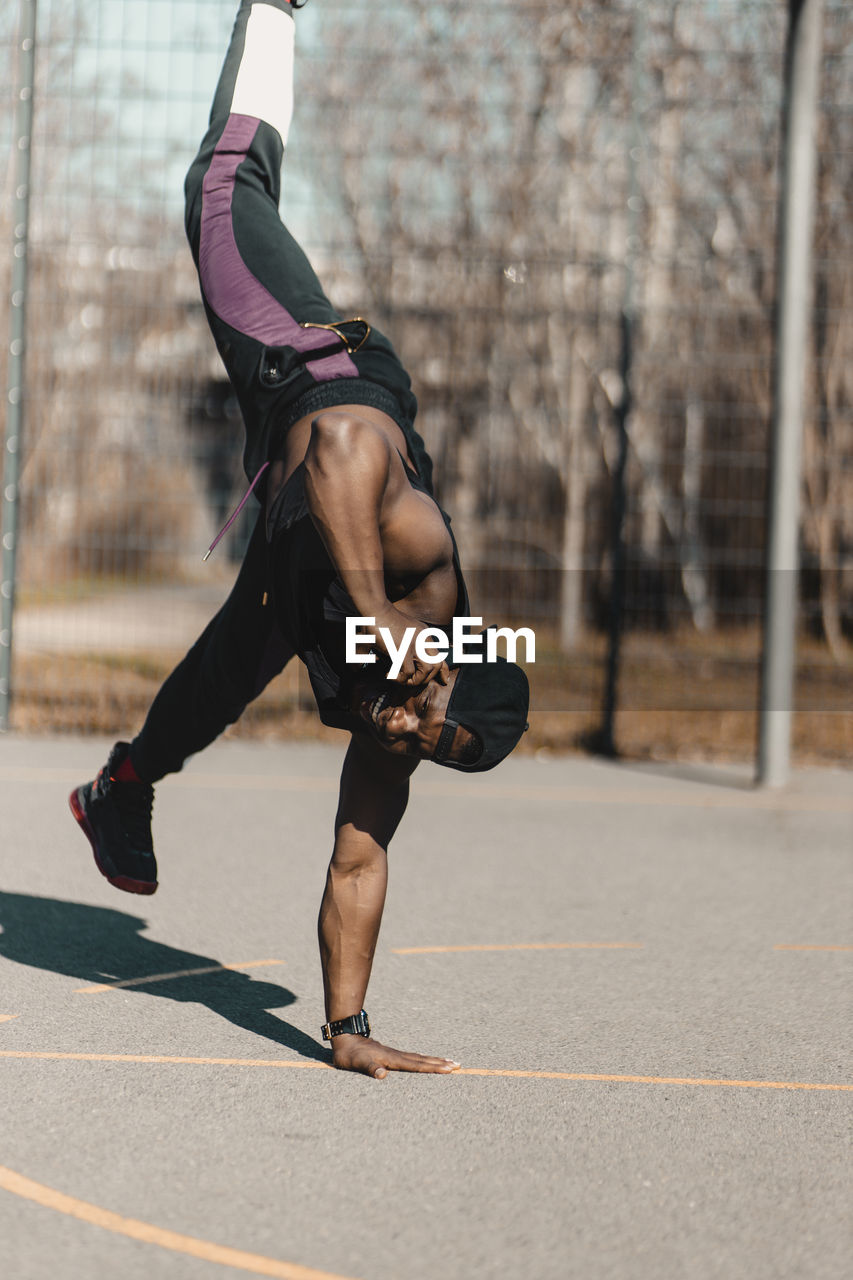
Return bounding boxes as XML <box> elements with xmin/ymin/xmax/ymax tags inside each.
<box><xmin>0</xmin><ymin>892</ymin><xmax>330</xmax><ymax>1064</ymax></box>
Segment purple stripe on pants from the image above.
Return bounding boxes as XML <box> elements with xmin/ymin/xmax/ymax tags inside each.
<box><xmin>199</xmin><ymin>113</ymin><xmax>358</xmax><ymax>381</ymax></box>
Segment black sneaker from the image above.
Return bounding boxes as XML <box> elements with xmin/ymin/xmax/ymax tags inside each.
<box><xmin>69</xmin><ymin>743</ymin><xmax>158</xmax><ymax>895</ymax></box>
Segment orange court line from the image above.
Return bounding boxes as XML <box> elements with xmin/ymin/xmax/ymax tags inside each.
<box><xmin>454</xmin><ymin>1068</ymin><xmax>853</xmax><ymax>1091</ymax></box>
<box><xmin>774</xmin><ymin>944</ymin><xmax>853</xmax><ymax>952</ymax></box>
<box><xmin>0</xmin><ymin>1050</ymin><xmax>850</xmax><ymax>1092</ymax></box>
<box><xmin>0</xmin><ymin>1051</ymin><xmax>327</xmax><ymax>1069</ymax></box>
<box><xmin>391</xmin><ymin>942</ymin><xmax>644</xmax><ymax>954</ymax></box>
<box><xmin>75</xmin><ymin>959</ymin><xmax>284</xmax><ymax>994</ymax></box>
<box><xmin>0</xmin><ymin>1015</ymin><xmax>19</xmax><ymax>1023</ymax></box>
<box><xmin>0</xmin><ymin>1163</ymin><xmax>359</xmax><ymax>1280</ymax></box>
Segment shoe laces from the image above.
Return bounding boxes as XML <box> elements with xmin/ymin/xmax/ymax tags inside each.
<box><xmin>109</xmin><ymin>777</ymin><xmax>155</xmax><ymax>852</ymax></box>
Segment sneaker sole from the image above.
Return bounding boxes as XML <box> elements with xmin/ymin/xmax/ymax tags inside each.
<box><xmin>68</xmin><ymin>787</ymin><xmax>158</xmax><ymax>896</ymax></box>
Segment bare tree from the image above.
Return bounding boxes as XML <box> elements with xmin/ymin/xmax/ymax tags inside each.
<box><xmin>5</xmin><ymin>0</ymin><xmax>850</xmax><ymax>652</ymax></box>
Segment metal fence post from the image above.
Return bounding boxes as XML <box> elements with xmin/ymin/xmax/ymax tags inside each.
<box><xmin>757</xmin><ymin>0</ymin><xmax>825</xmax><ymax>786</ymax></box>
<box><xmin>1</xmin><ymin>0</ymin><xmax>38</xmax><ymax>732</ymax></box>
<box><xmin>596</xmin><ymin>1</ymin><xmax>644</xmax><ymax>758</ymax></box>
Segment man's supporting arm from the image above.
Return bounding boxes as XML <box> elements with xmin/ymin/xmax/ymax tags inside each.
<box><xmin>318</xmin><ymin>734</ymin><xmax>460</xmax><ymax>1078</ymax></box>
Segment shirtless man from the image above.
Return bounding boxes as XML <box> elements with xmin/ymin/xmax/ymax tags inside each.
<box><xmin>70</xmin><ymin>0</ymin><xmax>529</xmax><ymax>1079</ymax></box>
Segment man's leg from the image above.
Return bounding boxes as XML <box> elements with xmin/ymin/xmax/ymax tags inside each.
<box><xmin>68</xmin><ymin>5</ymin><xmax>315</xmax><ymax>892</ymax></box>
<box><xmin>183</xmin><ymin>0</ymin><xmax>366</xmax><ymax>475</ymax></box>
<box><xmin>183</xmin><ymin>0</ymin><xmax>418</xmax><ymax>484</ymax></box>
<box><xmin>68</xmin><ymin>0</ymin><xmax>357</xmax><ymax>893</ymax></box>
<box><xmin>116</xmin><ymin>2</ymin><xmax>314</xmax><ymax>787</ymax></box>
<box><xmin>69</xmin><ymin>512</ymin><xmax>293</xmax><ymax>894</ymax></box>
<box><xmin>129</xmin><ymin>511</ymin><xmax>293</xmax><ymax>783</ymax></box>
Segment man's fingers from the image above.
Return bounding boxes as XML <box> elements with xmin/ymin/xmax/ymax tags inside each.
<box><xmin>408</xmin><ymin>1059</ymin><xmax>460</xmax><ymax>1073</ymax></box>
<box><xmin>381</xmin><ymin>618</ymin><xmax>451</xmax><ymax>688</ymax></box>
<box><xmin>397</xmin><ymin>665</ymin><xmax>429</xmax><ymax>687</ymax></box>
<box><xmin>419</xmin><ymin>660</ymin><xmax>449</xmax><ymax>686</ymax></box>
<box><xmin>395</xmin><ymin>1051</ymin><xmax>459</xmax><ymax>1066</ymax></box>
<box><xmin>385</xmin><ymin>1051</ymin><xmax>461</xmax><ymax>1073</ymax></box>
<box><xmin>407</xmin><ymin>659</ymin><xmax>449</xmax><ymax>688</ymax></box>
<box><xmin>334</xmin><ymin>1040</ymin><xmax>460</xmax><ymax>1078</ymax></box>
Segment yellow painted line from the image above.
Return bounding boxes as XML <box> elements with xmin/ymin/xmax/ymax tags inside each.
<box><xmin>391</xmin><ymin>942</ymin><xmax>644</xmax><ymax>954</ymax></box>
<box><xmin>0</xmin><ymin>1163</ymin><xmax>359</xmax><ymax>1280</ymax></box>
<box><xmin>2</xmin><ymin>765</ymin><xmax>851</xmax><ymax>812</ymax></box>
<box><xmin>75</xmin><ymin>959</ymin><xmax>283</xmax><ymax>995</ymax></box>
<box><xmin>774</xmin><ymin>944</ymin><xmax>853</xmax><ymax>952</ymax></box>
<box><xmin>0</xmin><ymin>1051</ymin><xmax>850</xmax><ymax>1092</ymax></box>
<box><xmin>0</xmin><ymin>1015</ymin><xmax>20</xmax><ymax>1023</ymax></box>
<box><xmin>455</xmin><ymin>1069</ymin><xmax>853</xmax><ymax>1092</ymax></box>
<box><xmin>0</xmin><ymin>1051</ymin><xmax>327</xmax><ymax>1068</ymax></box>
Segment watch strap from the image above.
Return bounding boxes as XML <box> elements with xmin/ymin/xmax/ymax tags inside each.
<box><xmin>321</xmin><ymin>1009</ymin><xmax>370</xmax><ymax>1040</ymax></box>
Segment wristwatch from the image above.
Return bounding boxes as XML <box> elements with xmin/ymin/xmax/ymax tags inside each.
<box><xmin>321</xmin><ymin>1009</ymin><xmax>371</xmax><ymax>1040</ymax></box>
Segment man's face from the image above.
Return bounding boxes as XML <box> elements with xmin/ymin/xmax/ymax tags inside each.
<box><xmin>350</xmin><ymin>668</ymin><xmax>473</xmax><ymax>762</ymax></box>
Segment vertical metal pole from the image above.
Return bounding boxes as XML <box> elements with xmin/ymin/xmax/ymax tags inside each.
<box><xmin>598</xmin><ymin>309</ymin><xmax>632</xmax><ymax>757</ymax></box>
<box><xmin>597</xmin><ymin>3</ymin><xmax>643</xmax><ymax>757</ymax></box>
<box><xmin>1</xmin><ymin>0</ymin><xmax>38</xmax><ymax>732</ymax></box>
<box><xmin>757</xmin><ymin>0</ymin><xmax>824</xmax><ymax>786</ymax></box>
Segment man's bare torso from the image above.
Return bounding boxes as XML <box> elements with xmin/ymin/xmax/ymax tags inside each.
<box><xmin>266</xmin><ymin>404</ymin><xmax>458</xmax><ymax>627</ymax></box>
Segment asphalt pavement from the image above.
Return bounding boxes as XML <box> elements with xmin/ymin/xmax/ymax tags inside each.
<box><xmin>0</xmin><ymin>733</ymin><xmax>850</xmax><ymax>1280</ymax></box>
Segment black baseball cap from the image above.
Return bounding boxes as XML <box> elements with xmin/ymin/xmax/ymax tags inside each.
<box><xmin>432</xmin><ymin>650</ymin><xmax>530</xmax><ymax>772</ymax></box>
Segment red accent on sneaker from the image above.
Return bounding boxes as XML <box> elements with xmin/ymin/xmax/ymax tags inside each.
<box><xmin>113</xmin><ymin>754</ymin><xmax>141</xmax><ymax>783</ymax></box>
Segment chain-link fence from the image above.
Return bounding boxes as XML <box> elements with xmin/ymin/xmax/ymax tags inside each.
<box><xmin>2</xmin><ymin>0</ymin><xmax>851</xmax><ymax>764</ymax></box>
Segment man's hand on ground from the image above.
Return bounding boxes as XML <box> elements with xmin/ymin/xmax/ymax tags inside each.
<box><xmin>331</xmin><ymin>1035</ymin><xmax>461</xmax><ymax>1079</ymax></box>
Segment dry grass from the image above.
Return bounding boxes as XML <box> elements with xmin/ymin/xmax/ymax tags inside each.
<box><xmin>9</xmin><ymin>629</ymin><xmax>851</xmax><ymax>767</ymax></box>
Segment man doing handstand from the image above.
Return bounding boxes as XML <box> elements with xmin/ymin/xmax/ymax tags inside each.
<box><xmin>70</xmin><ymin>0</ymin><xmax>529</xmax><ymax>1079</ymax></box>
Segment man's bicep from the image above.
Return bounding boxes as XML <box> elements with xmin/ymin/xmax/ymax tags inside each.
<box><xmin>335</xmin><ymin>734</ymin><xmax>419</xmax><ymax>849</ymax></box>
